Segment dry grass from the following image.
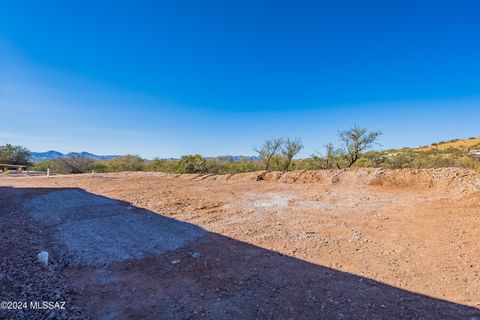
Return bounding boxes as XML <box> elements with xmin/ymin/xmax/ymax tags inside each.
<box><xmin>415</xmin><ymin>137</ymin><xmax>480</xmax><ymax>151</ymax></box>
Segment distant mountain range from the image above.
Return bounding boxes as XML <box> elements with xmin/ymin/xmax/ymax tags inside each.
<box><xmin>30</xmin><ymin>151</ymin><xmax>261</xmax><ymax>163</ymax></box>
<box><xmin>30</xmin><ymin>151</ymin><xmax>121</xmax><ymax>162</ymax></box>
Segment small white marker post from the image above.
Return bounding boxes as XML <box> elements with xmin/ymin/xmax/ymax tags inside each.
<box><xmin>47</xmin><ymin>168</ymin><xmax>50</xmax><ymax>177</ymax></box>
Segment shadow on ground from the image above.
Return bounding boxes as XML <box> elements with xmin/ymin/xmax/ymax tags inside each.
<box><xmin>1</xmin><ymin>186</ymin><xmax>479</xmax><ymax>320</ymax></box>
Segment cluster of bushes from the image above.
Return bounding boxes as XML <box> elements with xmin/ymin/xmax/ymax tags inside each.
<box><xmin>30</xmin><ymin>154</ymin><xmax>264</xmax><ymax>175</ymax></box>
<box><xmin>357</xmin><ymin>151</ymin><xmax>480</xmax><ymax>170</ymax></box>
<box><xmin>254</xmin><ymin>137</ymin><xmax>304</xmax><ymax>171</ymax></box>
<box><xmin>146</xmin><ymin>155</ymin><xmax>264</xmax><ymax>174</ymax></box>
<box><xmin>252</xmin><ymin>126</ymin><xmax>382</xmax><ymax>171</ymax></box>
<box><xmin>29</xmin><ymin>155</ymin><xmax>146</xmax><ymax>174</ymax></box>
<box><xmin>4</xmin><ymin>126</ymin><xmax>479</xmax><ymax>175</ymax></box>
<box><xmin>27</xmin><ymin>152</ymin><xmax>480</xmax><ymax>175</ymax></box>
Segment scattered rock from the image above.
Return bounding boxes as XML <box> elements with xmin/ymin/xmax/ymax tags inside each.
<box><xmin>37</xmin><ymin>250</ymin><xmax>49</xmax><ymax>266</ymax></box>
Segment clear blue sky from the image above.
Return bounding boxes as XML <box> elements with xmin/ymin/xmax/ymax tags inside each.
<box><xmin>1</xmin><ymin>1</ymin><xmax>479</xmax><ymax>158</ymax></box>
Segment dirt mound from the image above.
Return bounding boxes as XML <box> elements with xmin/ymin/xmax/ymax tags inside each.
<box><xmin>90</xmin><ymin>168</ymin><xmax>480</xmax><ymax>194</ymax></box>
<box><xmin>366</xmin><ymin>168</ymin><xmax>480</xmax><ymax>193</ymax></box>
<box><xmin>196</xmin><ymin>168</ymin><xmax>480</xmax><ymax>193</ymax></box>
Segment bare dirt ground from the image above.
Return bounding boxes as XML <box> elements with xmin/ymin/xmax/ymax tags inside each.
<box><xmin>1</xmin><ymin>168</ymin><xmax>480</xmax><ymax>319</ymax></box>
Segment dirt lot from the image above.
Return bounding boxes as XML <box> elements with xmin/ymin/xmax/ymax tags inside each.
<box><xmin>1</xmin><ymin>168</ymin><xmax>479</xmax><ymax>319</ymax></box>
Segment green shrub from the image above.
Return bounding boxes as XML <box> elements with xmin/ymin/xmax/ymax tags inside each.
<box><xmin>176</xmin><ymin>155</ymin><xmax>208</xmax><ymax>174</ymax></box>
<box><xmin>91</xmin><ymin>161</ymin><xmax>109</xmax><ymax>173</ymax></box>
<box><xmin>106</xmin><ymin>155</ymin><xmax>145</xmax><ymax>172</ymax></box>
<box><xmin>29</xmin><ymin>160</ymin><xmax>52</xmax><ymax>171</ymax></box>
<box><xmin>0</xmin><ymin>144</ymin><xmax>31</xmax><ymax>165</ymax></box>
<box><xmin>293</xmin><ymin>157</ymin><xmax>324</xmax><ymax>170</ymax></box>
<box><xmin>204</xmin><ymin>159</ymin><xmax>263</xmax><ymax>174</ymax></box>
<box><xmin>144</xmin><ymin>158</ymin><xmax>179</xmax><ymax>173</ymax></box>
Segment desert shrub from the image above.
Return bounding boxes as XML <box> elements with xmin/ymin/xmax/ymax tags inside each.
<box><xmin>281</xmin><ymin>138</ymin><xmax>303</xmax><ymax>171</ymax></box>
<box><xmin>267</xmin><ymin>155</ymin><xmax>285</xmax><ymax>171</ymax></box>
<box><xmin>354</xmin><ymin>156</ymin><xmax>377</xmax><ymax>168</ymax></box>
<box><xmin>453</xmin><ymin>156</ymin><xmax>480</xmax><ymax>169</ymax></box>
<box><xmin>90</xmin><ymin>161</ymin><xmax>109</xmax><ymax>173</ymax></box>
<box><xmin>442</xmin><ymin>147</ymin><xmax>464</xmax><ymax>154</ymax></box>
<box><xmin>255</xmin><ymin>138</ymin><xmax>284</xmax><ymax>170</ymax></box>
<box><xmin>29</xmin><ymin>160</ymin><xmax>53</xmax><ymax>171</ymax></box>
<box><xmin>358</xmin><ymin>151</ymin><xmax>390</xmax><ymax>167</ymax></box>
<box><xmin>334</xmin><ymin>126</ymin><xmax>382</xmax><ymax>168</ymax></box>
<box><xmin>382</xmin><ymin>153</ymin><xmax>418</xmax><ymax>169</ymax></box>
<box><xmin>107</xmin><ymin>155</ymin><xmax>145</xmax><ymax>172</ymax></box>
<box><xmin>144</xmin><ymin>158</ymin><xmax>178</xmax><ymax>173</ymax></box>
<box><xmin>176</xmin><ymin>155</ymin><xmax>209</xmax><ymax>174</ymax></box>
<box><xmin>293</xmin><ymin>157</ymin><xmax>324</xmax><ymax>170</ymax></box>
<box><xmin>255</xmin><ymin>137</ymin><xmax>303</xmax><ymax>171</ymax></box>
<box><xmin>470</xmin><ymin>143</ymin><xmax>480</xmax><ymax>149</ymax></box>
<box><xmin>51</xmin><ymin>155</ymin><xmax>94</xmax><ymax>174</ymax></box>
<box><xmin>143</xmin><ymin>157</ymin><xmax>263</xmax><ymax>174</ymax></box>
<box><xmin>225</xmin><ymin>160</ymin><xmax>263</xmax><ymax>173</ymax></box>
<box><xmin>205</xmin><ymin>159</ymin><xmax>263</xmax><ymax>174</ymax></box>
<box><xmin>0</xmin><ymin>144</ymin><xmax>31</xmax><ymax>165</ymax></box>
<box><xmin>378</xmin><ymin>151</ymin><xmax>479</xmax><ymax>169</ymax></box>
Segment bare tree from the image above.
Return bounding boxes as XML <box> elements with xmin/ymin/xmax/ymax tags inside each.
<box><xmin>281</xmin><ymin>138</ymin><xmax>303</xmax><ymax>171</ymax></box>
<box><xmin>51</xmin><ymin>155</ymin><xmax>94</xmax><ymax>174</ymax></box>
<box><xmin>255</xmin><ymin>138</ymin><xmax>284</xmax><ymax>170</ymax></box>
<box><xmin>338</xmin><ymin>126</ymin><xmax>382</xmax><ymax>167</ymax></box>
<box><xmin>323</xmin><ymin>143</ymin><xmax>342</xmax><ymax>169</ymax></box>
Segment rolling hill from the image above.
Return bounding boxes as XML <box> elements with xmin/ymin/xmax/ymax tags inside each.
<box><xmin>413</xmin><ymin>137</ymin><xmax>480</xmax><ymax>152</ymax></box>
<box><xmin>31</xmin><ymin>151</ymin><xmax>121</xmax><ymax>162</ymax></box>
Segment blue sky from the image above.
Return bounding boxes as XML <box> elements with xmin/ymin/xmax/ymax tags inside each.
<box><xmin>1</xmin><ymin>1</ymin><xmax>479</xmax><ymax>158</ymax></box>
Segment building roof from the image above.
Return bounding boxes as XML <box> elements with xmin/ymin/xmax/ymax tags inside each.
<box><xmin>0</xmin><ymin>164</ymin><xmax>27</xmax><ymax>168</ymax></box>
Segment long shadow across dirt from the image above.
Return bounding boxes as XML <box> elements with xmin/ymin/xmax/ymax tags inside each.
<box><xmin>1</xmin><ymin>186</ymin><xmax>479</xmax><ymax>320</ymax></box>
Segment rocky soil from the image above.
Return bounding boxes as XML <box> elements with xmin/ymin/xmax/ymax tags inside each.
<box><xmin>1</xmin><ymin>168</ymin><xmax>479</xmax><ymax>319</ymax></box>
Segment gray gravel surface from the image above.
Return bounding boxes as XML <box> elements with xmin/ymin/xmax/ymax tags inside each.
<box><xmin>0</xmin><ymin>188</ymin><xmax>89</xmax><ymax>320</ymax></box>
<box><xmin>24</xmin><ymin>189</ymin><xmax>204</xmax><ymax>266</ymax></box>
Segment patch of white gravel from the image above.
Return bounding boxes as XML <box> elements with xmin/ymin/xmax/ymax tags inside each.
<box><xmin>245</xmin><ymin>192</ymin><xmax>297</xmax><ymax>211</ymax></box>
